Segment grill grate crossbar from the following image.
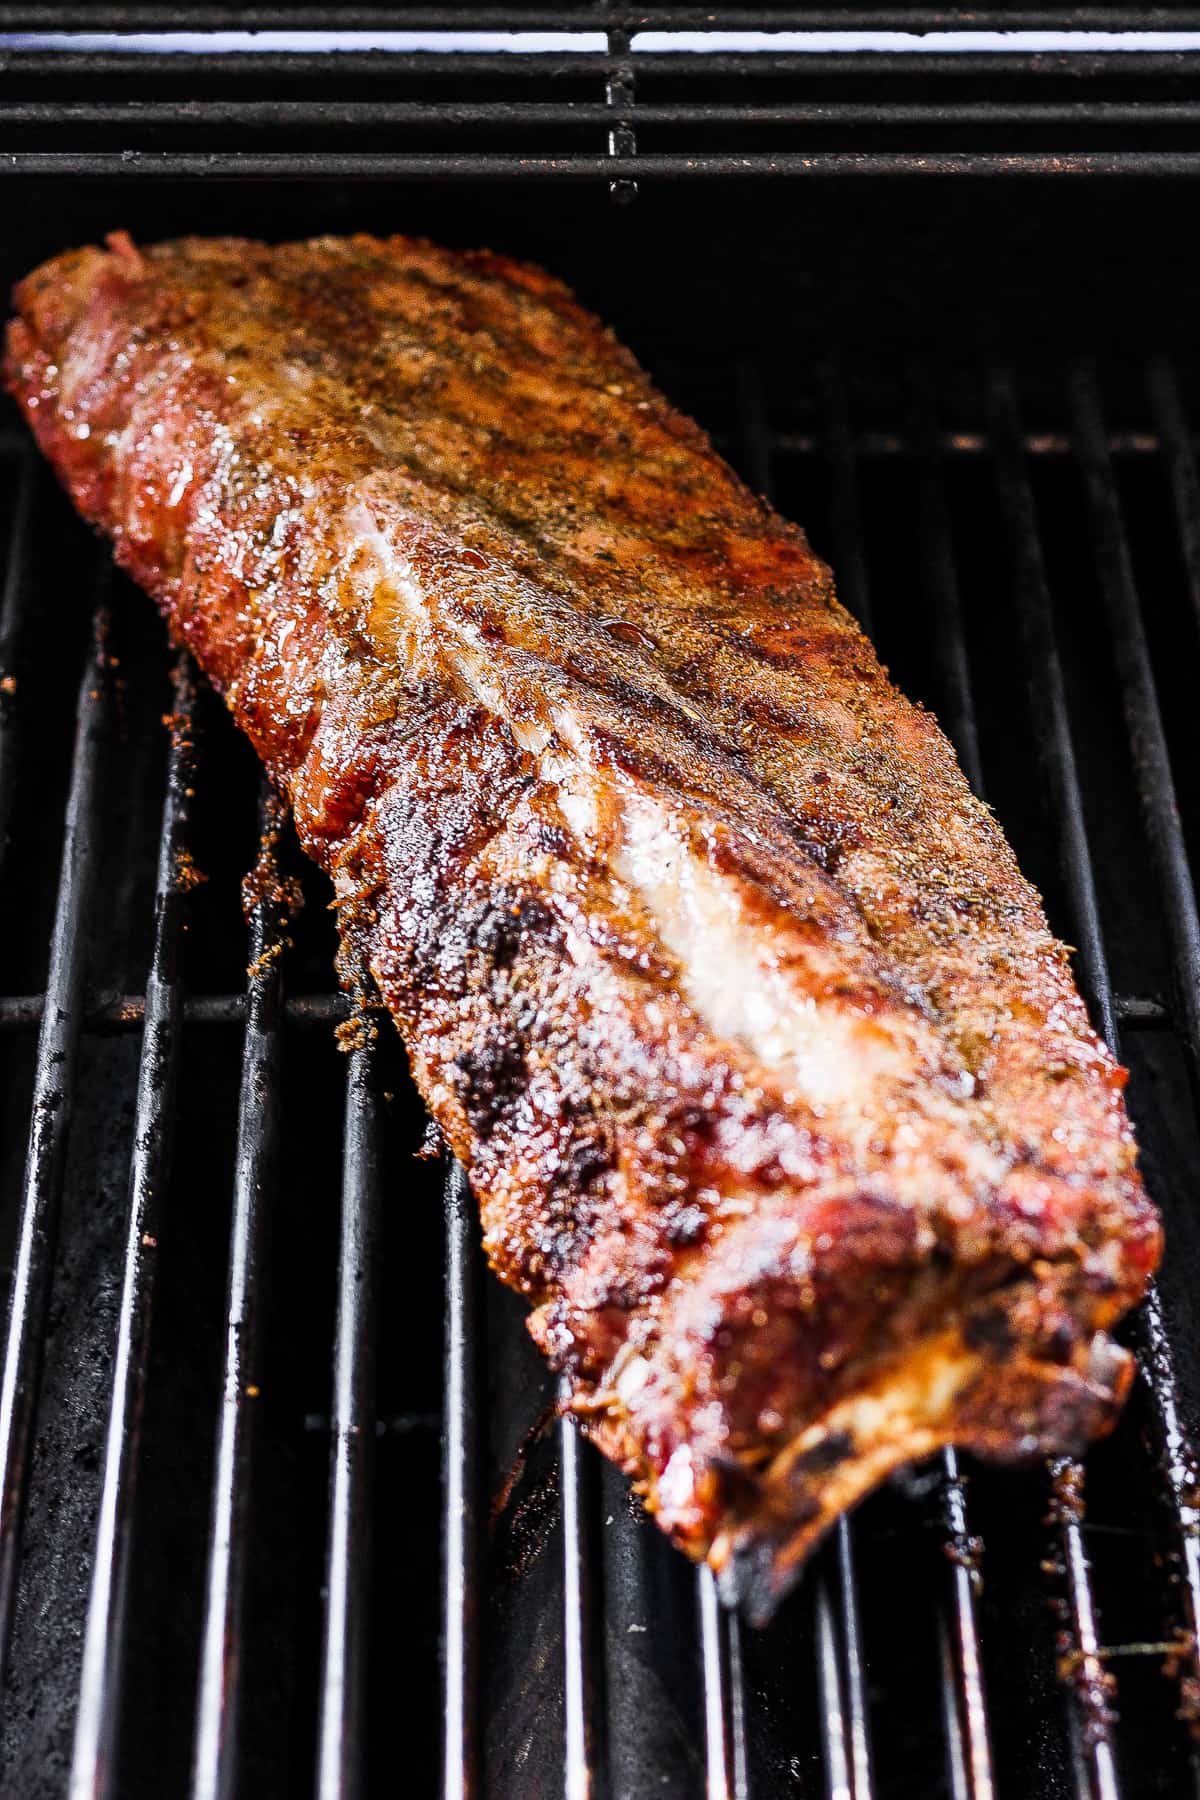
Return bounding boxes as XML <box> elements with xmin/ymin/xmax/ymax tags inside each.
<box><xmin>559</xmin><ymin>1400</ymin><xmax>594</xmax><ymax>1800</ymax></box>
<box><xmin>0</xmin><ymin>591</ymin><xmax>109</xmax><ymax>1694</ymax></box>
<box><xmin>316</xmin><ymin>1043</ymin><xmax>382</xmax><ymax>1800</ymax></box>
<box><xmin>442</xmin><ymin>1160</ymin><xmax>482</xmax><ymax>1800</ymax></box>
<box><xmin>937</xmin><ymin>1449</ymin><xmax>993</xmax><ymax>1800</ymax></box>
<box><xmin>68</xmin><ymin>652</ymin><xmax>197</xmax><ymax>1800</ymax></box>
<box><xmin>5</xmin><ymin>5</ymin><xmax>1200</xmax><ymax>26</ymax></box>
<box><xmin>698</xmin><ymin>1564</ymin><xmax>737</xmax><ymax>1798</ymax></box>
<box><xmin>0</xmin><ymin>987</ymin><xmax>1173</xmax><ymax>1037</ymax></box>
<box><xmin>191</xmin><ymin>780</ymin><xmax>287</xmax><ymax>1800</ymax></box>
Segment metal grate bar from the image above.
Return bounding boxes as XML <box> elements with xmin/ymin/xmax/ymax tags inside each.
<box><xmin>1114</xmin><ymin>993</ymin><xmax>1169</xmax><ymax>1028</ymax></box>
<box><xmin>0</xmin><ymin>592</ymin><xmax>109</xmax><ymax>1692</ymax></box>
<box><xmin>0</xmin><ymin>422</ymin><xmax>1172</xmax><ymax>470</ymax></box>
<box><xmin>604</xmin><ymin>5</ymin><xmax>637</xmax><ymax>204</ymax></box>
<box><xmin>808</xmin><ymin>1543</ymin><xmax>874</xmax><ymax>1799</ymax></box>
<box><xmin>191</xmin><ymin>780</ymin><xmax>288</xmax><ymax>1800</ymax></box>
<box><xmin>0</xmin><ymin>990</ymin><xmax>348</xmax><ymax>1031</ymax></box>
<box><xmin>698</xmin><ymin>1567</ymin><xmax>727</xmax><ymax>1798</ymax></box>
<box><xmin>989</xmin><ymin>370</ymin><xmax>1117</xmax><ymax>1045</ymax></box>
<box><xmin>831</xmin><ymin>364</ymin><xmax>995</xmax><ymax>1800</ymax></box>
<box><xmin>8</xmin><ymin>5</ymin><xmax>1200</xmax><ymax>27</ymax></box>
<box><xmin>698</xmin><ymin>1565</ymin><xmax>749</xmax><ymax>1800</ymax></box>
<box><xmin>725</xmin><ymin>1602</ymin><xmax>749</xmax><ymax>1799</ymax></box>
<box><xmin>20</xmin><ymin>97</ymin><xmax>1200</xmax><ymax>144</ymax></box>
<box><xmin>0</xmin><ymin>447</ymin><xmax>34</xmax><ymax>884</ymax></box>
<box><xmin>740</xmin><ymin>361</ymin><xmax>873</xmax><ymax>1798</ymax></box>
<box><xmin>821</xmin><ymin>362</ymin><xmax>874</xmax><ymax>641</ymax></box>
<box><xmin>721</xmin><ymin>353</ymin><xmax>774</xmax><ymax>1799</ymax></box>
<box><xmin>777</xmin><ymin>431</ymin><xmax>1168</xmax><ymax>461</ymax></box>
<box><xmin>316</xmin><ymin>1042</ymin><xmax>382</xmax><ymax>1800</ymax></box>
<box><xmin>937</xmin><ymin>1451</ymin><xmax>992</xmax><ymax>1800</ymax></box>
<box><xmin>1071</xmin><ymin>365</ymin><xmax>1200</xmax><ymax>1083</ymax></box>
<box><xmin>0</xmin><ymin>987</ymin><xmax>1174</xmax><ymax>1036</ymax></box>
<box><xmin>19</xmin><ymin>99</ymin><xmax>1200</xmax><ymax>132</ymax></box>
<box><xmin>441</xmin><ymin>1159</ymin><xmax>481</xmax><ymax>1800</ymax></box>
<box><xmin>10</xmin><ymin>151</ymin><xmax>1200</xmax><ymax>181</ymax></box>
<box><xmin>3</xmin><ymin>48</ymin><xmax>1198</xmax><ymax>80</ymax></box>
<box><xmin>6</xmin><ymin>4</ymin><xmax>1200</xmax><ymax>27</ymax></box>
<box><xmin>913</xmin><ymin>374</ymin><xmax>986</xmax><ymax>797</ymax></box>
<box><xmin>1052</xmin><ymin>1461</ymin><xmax>1122</xmax><ymax>1800</ymax></box>
<box><xmin>911</xmin><ymin>377</ymin><xmax>997</xmax><ymax>1797</ymax></box>
<box><xmin>69</xmin><ymin>653</ymin><xmax>197</xmax><ymax>1800</ymax></box>
<box><xmin>1146</xmin><ymin>359</ymin><xmax>1200</xmax><ymax>642</ymax></box>
<box><xmin>814</xmin><ymin>1572</ymin><xmax>853</xmax><ymax>1800</ymax></box>
<box><xmin>560</xmin><ymin>1403</ymin><xmax>595</xmax><ymax>1800</ymax></box>
<box><xmin>834</xmin><ymin>1519</ymin><xmax>873</xmax><ymax>1796</ymax></box>
<box><xmin>987</xmin><ymin>370</ymin><xmax>1127</xmax><ymax>1800</ymax></box>
<box><xmin>1136</xmin><ymin>1282</ymin><xmax>1200</xmax><ymax>1702</ymax></box>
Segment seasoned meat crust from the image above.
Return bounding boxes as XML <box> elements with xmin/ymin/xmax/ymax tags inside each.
<box><xmin>5</xmin><ymin>232</ymin><xmax>1159</xmax><ymax>1615</ymax></box>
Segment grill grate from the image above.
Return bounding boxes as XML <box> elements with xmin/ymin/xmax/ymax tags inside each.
<box><xmin>3</xmin><ymin>15</ymin><xmax>1200</xmax><ymax>179</ymax></box>
<box><xmin>1</xmin><ymin>350</ymin><xmax>1200</xmax><ymax>1799</ymax></box>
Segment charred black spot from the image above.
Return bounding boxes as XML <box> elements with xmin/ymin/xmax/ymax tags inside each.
<box><xmin>728</xmin><ymin>1523</ymin><xmax>819</xmax><ymax>1626</ymax></box>
<box><xmin>784</xmin><ymin>811</ymin><xmax>861</xmax><ymax>875</ymax></box>
<box><xmin>964</xmin><ymin>1306</ymin><xmax>1017</xmax><ymax>1359</ymax></box>
<box><xmin>490</xmin><ymin>1446</ymin><xmax>560</xmax><ymax>1591</ymax></box>
<box><xmin>731</xmin><ymin>691</ymin><xmax>814</xmax><ymax>733</ymax></box>
<box><xmin>1045</xmin><ymin>1320</ymin><xmax>1079</xmax><ymax>1366</ymax></box>
<box><xmin>559</xmin><ymin>1124</ymin><xmax>615</xmax><ymax>1195</ymax></box>
<box><xmin>708</xmin><ymin>1452</ymin><xmax>765</xmax><ymax>1513</ymax></box>
<box><xmin>789</xmin><ymin>1430</ymin><xmax>855</xmax><ymax>1478</ymax></box>
<box><xmin>534</xmin><ymin>819</ymin><xmax>575</xmax><ymax>862</ymax></box>
<box><xmin>471</xmin><ymin>896</ymin><xmax>554</xmax><ymax>971</ymax></box>
<box><xmin>736</xmin><ymin>636</ymin><xmax>807</xmax><ymax>671</ymax></box>
<box><xmin>451</xmin><ymin>1031</ymin><xmax>527</xmax><ymax>1136</ymax></box>
<box><xmin>595</xmin><ymin>729</ymin><xmax>697</xmax><ymax>796</ymax></box>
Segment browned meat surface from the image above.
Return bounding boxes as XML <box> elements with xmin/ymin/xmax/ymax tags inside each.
<box><xmin>5</xmin><ymin>232</ymin><xmax>1159</xmax><ymax>1616</ymax></box>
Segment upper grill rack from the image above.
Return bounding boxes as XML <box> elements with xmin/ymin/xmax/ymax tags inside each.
<box><xmin>7</xmin><ymin>5</ymin><xmax>1200</xmax><ymax>23</ymax></box>
<box><xmin>1</xmin><ymin>351</ymin><xmax>1200</xmax><ymax>1798</ymax></box>
<box><xmin>4</xmin><ymin>11</ymin><xmax>1200</xmax><ymax>179</ymax></box>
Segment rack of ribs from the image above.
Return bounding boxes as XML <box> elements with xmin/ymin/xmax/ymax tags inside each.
<box><xmin>5</xmin><ymin>232</ymin><xmax>1159</xmax><ymax>1617</ymax></box>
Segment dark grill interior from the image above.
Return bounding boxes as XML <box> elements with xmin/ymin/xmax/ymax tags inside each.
<box><xmin>3</xmin><ymin>13</ymin><xmax>1200</xmax><ymax>1800</ymax></box>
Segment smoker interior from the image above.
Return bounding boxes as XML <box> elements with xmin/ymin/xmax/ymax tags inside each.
<box><xmin>2</xmin><ymin>152</ymin><xmax>1200</xmax><ymax>1800</ymax></box>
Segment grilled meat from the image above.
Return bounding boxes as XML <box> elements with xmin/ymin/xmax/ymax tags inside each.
<box><xmin>5</xmin><ymin>232</ymin><xmax>1159</xmax><ymax>1615</ymax></box>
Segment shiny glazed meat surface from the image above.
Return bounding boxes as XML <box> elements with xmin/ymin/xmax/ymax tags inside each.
<box><xmin>5</xmin><ymin>232</ymin><xmax>1159</xmax><ymax>1615</ymax></box>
